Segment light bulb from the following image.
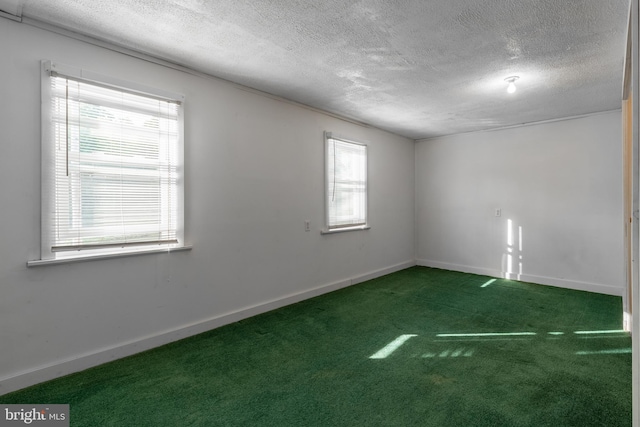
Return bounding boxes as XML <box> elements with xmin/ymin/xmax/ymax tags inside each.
<box><xmin>505</xmin><ymin>76</ymin><xmax>519</xmax><ymax>94</ymax></box>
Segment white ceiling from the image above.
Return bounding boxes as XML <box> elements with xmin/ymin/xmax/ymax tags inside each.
<box><xmin>2</xmin><ymin>0</ymin><xmax>630</xmax><ymax>139</ymax></box>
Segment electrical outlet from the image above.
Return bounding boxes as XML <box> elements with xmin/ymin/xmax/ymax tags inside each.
<box><xmin>305</xmin><ymin>220</ymin><xmax>311</xmax><ymax>231</ymax></box>
<box><xmin>495</xmin><ymin>208</ymin><xmax>501</xmax><ymax>217</ymax></box>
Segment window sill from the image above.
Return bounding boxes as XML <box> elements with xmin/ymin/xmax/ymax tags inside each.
<box><xmin>321</xmin><ymin>225</ymin><xmax>371</xmax><ymax>235</ymax></box>
<box><xmin>27</xmin><ymin>245</ymin><xmax>192</xmax><ymax>267</ymax></box>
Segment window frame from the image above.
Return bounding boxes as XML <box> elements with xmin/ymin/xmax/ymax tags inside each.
<box><xmin>322</xmin><ymin>131</ymin><xmax>370</xmax><ymax>234</ymax></box>
<box><xmin>31</xmin><ymin>60</ymin><xmax>187</xmax><ymax>266</ymax></box>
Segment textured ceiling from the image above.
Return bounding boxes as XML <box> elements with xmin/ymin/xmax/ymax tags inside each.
<box><xmin>2</xmin><ymin>0</ymin><xmax>630</xmax><ymax>139</ymax></box>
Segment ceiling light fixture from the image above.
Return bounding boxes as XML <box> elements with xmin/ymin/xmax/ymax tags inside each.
<box><xmin>504</xmin><ymin>76</ymin><xmax>519</xmax><ymax>94</ymax></box>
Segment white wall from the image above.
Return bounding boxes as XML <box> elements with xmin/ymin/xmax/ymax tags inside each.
<box><xmin>0</xmin><ymin>19</ymin><xmax>416</xmax><ymax>393</ymax></box>
<box><xmin>416</xmin><ymin>111</ymin><xmax>624</xmax><ymax>295</ymax></box>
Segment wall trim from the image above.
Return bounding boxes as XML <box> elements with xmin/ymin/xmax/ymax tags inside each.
<box><xmin>0</xmin><ymin>259</ymin><xmax>415</xmax><ymax>396</ymax></box>
<box><xmin>415</xmin><ymin>109</ymin><xmax>622</xmax><ymax>143</ymax></box>
<box><xmin>416</xmin><ymin>259</ymin><xmax>623</xmax><ymax>297</ymax></box>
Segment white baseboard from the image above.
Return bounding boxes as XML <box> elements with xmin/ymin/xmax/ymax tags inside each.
<box><xmin>0</xmin><ymin>259</ymin><xmax>416</xmax><ymax>396</ymax></box>
<box><xmin>416</xmin><ymin>259</ymin><xmax>623</xmax><ymax>296</ymax></box>
<box><xmin>351</xmin><ymin>260</ymin><xmax>416</xmax><ymax>285</ymax></box>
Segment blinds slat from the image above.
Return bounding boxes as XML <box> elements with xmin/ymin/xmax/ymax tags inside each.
<box><xmin>49</xmin><ymin>74</ymin><xmax>180</xmax><ymax>250</ymax></box>
<box><xmin>326</xmin><ymin>137</ymin><xmax>367</xmax><ymax>229</ymax></box>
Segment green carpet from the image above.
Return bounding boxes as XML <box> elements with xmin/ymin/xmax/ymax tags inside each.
<box><xmin>1</xmin><ymin>267</ymin><xmax>632</xmax><ymax>426</ymax></box>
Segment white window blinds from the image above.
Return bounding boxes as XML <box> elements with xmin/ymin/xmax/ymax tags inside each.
<box><xmin>325</xmin><ymin>134</ymin><xmax>367</xmax><ymax>229</ymax></box>
<box><xmin>45</xmin><ymin>69</ymin><xmax>182</xmax><ymax>253</ymax></box>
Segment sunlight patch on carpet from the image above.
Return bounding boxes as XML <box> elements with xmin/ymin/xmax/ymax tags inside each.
<box><xmin>369</xmin><ymin>334</ymin><xmax>418</xmax><ymax>359</ymax></box>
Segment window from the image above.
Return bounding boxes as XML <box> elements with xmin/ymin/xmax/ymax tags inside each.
<box><xmin>324</xmin><ymin>132</ymin><xmax>368</xmax><ymax>232</ymax></box>
<box><xmin>36</xmin><ymin>61</ymin><xmax>185</xmax><ymax>263</ymax></box>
